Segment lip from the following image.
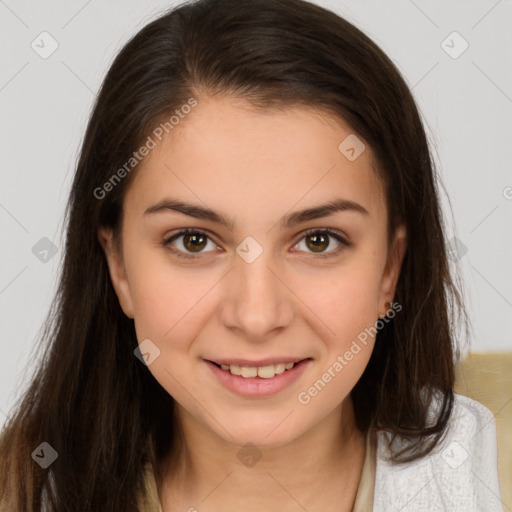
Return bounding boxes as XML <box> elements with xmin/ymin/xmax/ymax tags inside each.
<box><xmin>204</xmin><ymin>358</ymin><xmax>312</xmax><ymax>397</ymax></box>
<box><xmin>207</xmin><ymin>357</ymin><xmax>308</xmax><ymax>367</ymax></box>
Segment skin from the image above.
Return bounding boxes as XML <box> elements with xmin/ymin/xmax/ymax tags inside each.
<box><xmin>99</xmin><ymin>95</ymin><xmax>407</xmax><ymax>511</ymax></box>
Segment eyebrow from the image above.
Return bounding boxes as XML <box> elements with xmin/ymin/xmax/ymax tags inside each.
<box><xmin>144</xmin><ymin>198</ymin><xmax>369</xmax><ymax>230</ymax></box>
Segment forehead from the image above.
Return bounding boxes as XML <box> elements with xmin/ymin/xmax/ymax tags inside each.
<box><xmin>123</xmin><ymin>95</ymin><xmax>387</xmax><ymax>227</ymax></box>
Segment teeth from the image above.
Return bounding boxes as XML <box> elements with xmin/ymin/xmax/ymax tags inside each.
<box><xmin>241</xmin><ymin>366</ymin><xmax>258</xmax><ymax>378</ymax></box>
<box><xmin>274</xmin><ymin>363</ymin><xmax>286</xmax><ymax>374</ymax></box>
<box><xmin>218</xmin><ymin>361</ymin><xmax>297</xmax><ymax>378</ymax></box>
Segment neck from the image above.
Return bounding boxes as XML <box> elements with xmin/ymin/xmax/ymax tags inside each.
<box><xmin>157</xmin><ymin>395</ymin><xmax>366</xmax><ymax>512</ymax></box>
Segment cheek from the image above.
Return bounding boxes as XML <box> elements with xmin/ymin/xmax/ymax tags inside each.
<box><xmin>295</xmin><ymin>258</ymin><xmax>382</xmax><ymax>340</ymax></box>
<box><xmin>290</xmin><ymin>259</ymin><xmax>383</xmax><ymax>400</ymax></box>
<box><xmin>126</xmin><ymin>256</ymin><xmax>214</xmax><ymax>402</ymax></box>
<box><xmin>295</xmin><ymin>266</ymin><xmax>379</xmax><ymax>411</ymax></box>
<box><xmin>127</xmin><ymin>248</ymin><xmax>216</xmax><ymax>346</ymax></box>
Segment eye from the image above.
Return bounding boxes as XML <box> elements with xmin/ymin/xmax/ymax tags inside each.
<box><xmin>163</xmin><ymin>229</ymin><xmax>219</xmax><ymax>260</ymax></box>
<box><xmin>293</xmin><ymin>228</ymin><xmax>350</xmax><ymax>257</ymax></box>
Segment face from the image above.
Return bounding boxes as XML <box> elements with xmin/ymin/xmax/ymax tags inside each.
<box><xmin>99</xmin><ymin>95</ymin><xmax>406</xmax><ymax>449</ymax></box>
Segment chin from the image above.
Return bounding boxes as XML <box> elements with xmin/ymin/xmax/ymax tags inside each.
<box><xmin>212</xmin><ymin>419</ymin><xmax>301</xmax><ymax>449</ymax></box>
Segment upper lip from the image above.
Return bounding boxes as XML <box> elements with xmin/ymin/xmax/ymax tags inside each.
<box><xmin>206</xmin><ymin>357</ymin><xmax>310</xmax><ymax>367</ymax></box>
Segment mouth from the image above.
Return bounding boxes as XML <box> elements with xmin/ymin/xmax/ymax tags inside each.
<box><xmin>205</xmin><ymin>357</ymin><xmax>313</xmax><ymax>379</ymax></box>
<box><xmin>204</xmin><ymin>357</ymin><xmax>313</xmax><ymax>397</ymax></box>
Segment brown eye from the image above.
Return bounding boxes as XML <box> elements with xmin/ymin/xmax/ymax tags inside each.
<box><xmin>182</xmin><ymin>232</ymin><xmax>207</xmax><ymax>252</ymax></box>
<box><xmin>163</xmin><ymin>229</ymin><xmax>218</xmax><ymax>259</ymax></box>
<box><xmin>305</xmin><ymin>232</ymin><xmax>330</xmax><ymax>252</ymax></box>
<box><xmin>294</xmin><ymin>228</ymin><xmax>349</xmax><ymax>257</ymax></box>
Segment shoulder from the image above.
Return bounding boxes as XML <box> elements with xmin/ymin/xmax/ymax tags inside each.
<box><xmin>372</xmin><ymin>392</ymin><xmax>504</xmax><ymax>512</ymax></box>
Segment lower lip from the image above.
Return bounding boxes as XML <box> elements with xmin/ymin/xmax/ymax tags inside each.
<box><xmin>204</xmin><ymin>359</ymin><xmax>312</xmax><ymax>397</ymax></box>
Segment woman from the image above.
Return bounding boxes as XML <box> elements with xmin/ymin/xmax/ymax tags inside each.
<box><xmin>0</xmin><ymin>0</ymin><xmax>503</xmax><ymax>510</ymax></box>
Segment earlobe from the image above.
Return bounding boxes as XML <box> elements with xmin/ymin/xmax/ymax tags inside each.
<box><xmin>97</xmin><ymin>227</ymin><xmax>135</xmax><ymax>319</ymax></box>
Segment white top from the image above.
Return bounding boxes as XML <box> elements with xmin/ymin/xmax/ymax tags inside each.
<box><xmin>372</xmin><ymin>392</ymin><xmax>504</xmax><ymax>511</ymax></box>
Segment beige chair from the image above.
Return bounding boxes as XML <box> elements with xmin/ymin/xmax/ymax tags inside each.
<box><xmin>454</xmin><ymin>352</ymin><xmax>512</xmax><ymax>512</ymax></box>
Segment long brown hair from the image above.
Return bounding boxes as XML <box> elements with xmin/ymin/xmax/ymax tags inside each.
<box><xmin>0</xmin><ymin>0</ymin><xmax>470</xmax><ymax>509</ymax></box>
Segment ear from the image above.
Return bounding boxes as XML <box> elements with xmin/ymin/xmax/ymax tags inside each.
<box><xmin>97</xmin><ymin>227</ymin><xmax>135</xmax><ymax>319</ymax></box>
<box><xmin>378</xmin><ymin>223</ymin><xmax>407</xmax><ymax>314</ymax></box>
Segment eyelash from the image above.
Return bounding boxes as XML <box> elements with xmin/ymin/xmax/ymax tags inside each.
<box><xmin>162</xmin><ymin>228</ymin><xmax>350</xmax><ymax>260</ymax></box>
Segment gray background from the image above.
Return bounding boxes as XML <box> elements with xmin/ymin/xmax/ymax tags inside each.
<box><xmin>1</xmin><ymin>0</ymin><xmax>511</xmax><ymax>430</ymax></box>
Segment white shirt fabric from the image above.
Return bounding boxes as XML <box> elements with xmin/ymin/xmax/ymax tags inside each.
<box><xmin>372</xmin><ymin>392</ymin><xmax>504</xmax><ymax>512</ymax></box>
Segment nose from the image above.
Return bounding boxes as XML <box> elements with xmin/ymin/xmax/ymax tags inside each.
<box><xmin>218</xmin><ymin>248</ymin><xmax>294</xmax><ymax>341</ymax></box>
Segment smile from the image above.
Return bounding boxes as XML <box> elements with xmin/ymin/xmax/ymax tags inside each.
<box><xmin>204</xmin><ymin>358</ymin><xmax>313</xmax><ymax>397</ymax></box>
<box><xmin>215</xmin><ymin>361</ymin><xmax>297</xmax><ymax>379</ymax></box>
